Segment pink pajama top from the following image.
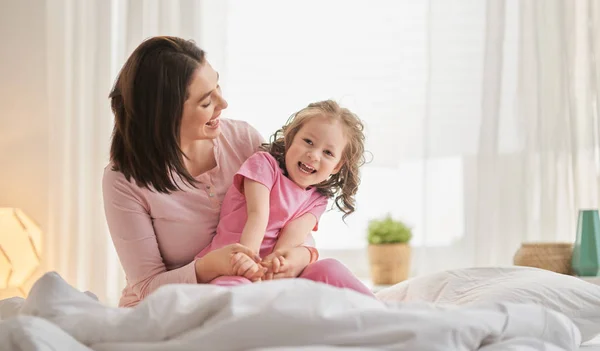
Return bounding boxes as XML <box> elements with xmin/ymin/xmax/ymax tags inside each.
<box><xmin>196</xmin><ymin>152</ymin><xmax>328</xmax><ymax>259</ymax></box>
<box><xmin>103</xmin><ymin>119</ymin><xmax>268</xmax><ymax>307</ymax></box>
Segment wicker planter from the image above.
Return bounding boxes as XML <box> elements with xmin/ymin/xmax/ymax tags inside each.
<box><xmin>368</xmin><ymin>243</ymin><xmax>411</xmax><ymax>285</ymax></box>
<box><xmin>513</xmin><ymin>242</ymin><xmax>573</xmax><ymax>275</ymax></box>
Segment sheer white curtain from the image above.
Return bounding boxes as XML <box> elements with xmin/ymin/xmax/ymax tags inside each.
<box><xmin>45</xmin><ymin>0</ymin><xmax>117</xmax><ymax>305</ymax></box>
<box><xmin>471</xmin><ymin>0</ymin><xmax>600</xmax><ymax>268</ymax></box>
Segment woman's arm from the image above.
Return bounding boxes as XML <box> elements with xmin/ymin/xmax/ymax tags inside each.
<box><xmin>103</xmin><ymin>170</ymin><xmax>199</xmax><ymax>301</ymax></box>
<box><xmin>239</xmin><ymin>177</ymin><xmax>271</xmax><ymax>254</ymax></box>
<box><xmin>195</xmin><ymin>243</ymin><xmax>262</xmax><ymax>282</ymax></box>
<box><xmin>103</xmin><ymin>169</ymin><xmax>259</xmax><ymax>303</ymax></box>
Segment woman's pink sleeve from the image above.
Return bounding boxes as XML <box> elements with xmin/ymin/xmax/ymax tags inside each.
<box><xmin>102</xmin><ymin>169</ymin><xmax>198</xmax><ymax>302</ymax></box>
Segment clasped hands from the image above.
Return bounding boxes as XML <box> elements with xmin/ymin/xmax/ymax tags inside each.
<box><xmin>231</xmin><ymin>249</ymin><xmax>293</xmax><ymax>281</ymax></box>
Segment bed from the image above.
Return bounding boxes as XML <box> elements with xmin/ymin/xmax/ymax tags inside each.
<box><xmin>375</xmin><ymin>266</ymin><xmax>600</xmax><ymax>351</ymax></box>
<box><xmin>1</xmin><ymin>267</ymin><xmax>599</xmax><ymax>350</ymax></box>
<box><xmin>581</xmin><ymin>336</ymin><xmax>600</xmax><ymax>350</ymax></box>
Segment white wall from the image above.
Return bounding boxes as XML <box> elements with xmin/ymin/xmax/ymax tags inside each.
<box><xmin>0</xmin><ymin>1</ymin><xmax>49</xmax><ymax>233</ymax></box>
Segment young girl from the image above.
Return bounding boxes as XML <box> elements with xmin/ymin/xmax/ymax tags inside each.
<box><xmin>195</xmin><ymin>100</ymin><xmax>366</xmax><ymax>284</ymax></box>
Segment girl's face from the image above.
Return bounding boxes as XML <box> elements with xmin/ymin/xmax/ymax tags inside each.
<box><xmin>180</xmin><ymin>62</ymin><xmax>228</xmax><ymax>144</ymax></box>
<box><xmin>285</xmin><ymin>116</ymin><xmax>347</xmax><ymax>189</ymax></box>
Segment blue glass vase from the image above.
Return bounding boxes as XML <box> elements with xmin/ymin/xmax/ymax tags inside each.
<box><xmin>572</xmin><ymin>209</ymin><xmax>600</xmax><ymax>276</ymax></box>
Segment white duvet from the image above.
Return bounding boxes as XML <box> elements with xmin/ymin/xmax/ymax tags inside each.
<box><xmin>0</xmin><ymin>272</ymin><xmax>582</xmax><ymax>350</ymax></box>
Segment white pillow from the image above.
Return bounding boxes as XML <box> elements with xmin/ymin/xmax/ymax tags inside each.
<box><xmin>0</xmin><ymin>296</ymin><xmax>25</xmax><ymax>320</ymax></box>
<box><xmin>375</xmin><ymin>266</ymin><xmax>600</xmax><ymax>342</ymax></box>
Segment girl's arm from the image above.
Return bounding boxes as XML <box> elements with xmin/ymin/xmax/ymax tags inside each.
<box><xmin>261</xmin><ymin>214</ymin><xmax>317</xmax><ymax>277</ymax></box>
<box><xmin>239</xmin><ymin>177</ymin><xmax>271</xmax><ymax>254</ymax></box>
<box><xmin>259</xmin><ymin>201</ymin><xmax>325</xmax><ymax>277</ymax></box>
<box><xmin>273</xmin><ymin>212</ymin><xmax>317</xmax><ymax>251</ymax></box>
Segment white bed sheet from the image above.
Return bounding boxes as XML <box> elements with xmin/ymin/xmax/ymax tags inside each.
<box><xmin>0</xmin><ymin>272</ymin><xmax>584</xmax><ymax>350</ymax></box>
<box><xmin>582</xmin><ymin>337</ymin><xmax>600</xmax><ymax>350</ymax></box>
<box><xmin>375</xmin><ymin>267</ymin><xmax>600</xmax><ymax>342</ymax></box>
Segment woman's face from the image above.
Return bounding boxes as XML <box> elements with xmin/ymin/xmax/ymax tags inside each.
<box><xmin>180</xmin><ymin>62</ymin><xmax>228</xmax><ymax>144</ymax></box>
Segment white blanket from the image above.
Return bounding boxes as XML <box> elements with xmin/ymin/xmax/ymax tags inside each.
<box><xmin>0</xmin><ymin>272</ymin><xmax>582</xmax><ymax>350</ymax></box>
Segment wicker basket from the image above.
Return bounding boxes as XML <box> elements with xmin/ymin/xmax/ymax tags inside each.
<box><xmin>368</xmin><ymin>243</ymin><xmax>411</xmax><ymax>285</ymax></box>
<box><xmin>513</xmin><ymin>242</ymin><xmax>573</xmax><ymax>275</ymax></box>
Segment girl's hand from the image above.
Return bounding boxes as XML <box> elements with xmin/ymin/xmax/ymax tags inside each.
<box><xmin>231</xmin><ymin>252</ymin><xmax>267</xmax><ymax>282</ymax></box>
<box><xmin>262</xmin><ymin>246</ymin><xmax>311</xmax><ymax>280</ymax></box>
<box><xmin>261</xmin><ymin>252</ymin><xmax>287</xmax><ymax>280</ymax></box>
<box><xmin>195</xmin><ymin>243</ymin><xmax>262</xmax><ymax>283</ymax></box>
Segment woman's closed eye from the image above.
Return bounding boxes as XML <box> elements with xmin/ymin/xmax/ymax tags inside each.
<box><xmin>202</xmin><ymin>85</ymin><xmax>220</xmax><ymax>107</ymax></box>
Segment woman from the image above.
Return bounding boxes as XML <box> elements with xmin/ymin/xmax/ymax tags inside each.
<box><xmin>103</xmin><ymin>36</ymin><xmax>373</xmax><ymax>307</ymax></box>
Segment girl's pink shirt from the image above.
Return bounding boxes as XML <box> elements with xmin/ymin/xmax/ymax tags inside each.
<box><xmin>102</xmin><ymin>119</ymin><xmax>265</xmax><ymax>307</ymax></box>
<box><xmin>196</xmin><ymin>152</ymin><xmax>328</xmax><ymax>259</ymax></box>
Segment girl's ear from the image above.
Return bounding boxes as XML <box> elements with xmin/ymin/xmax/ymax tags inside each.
<box><xmin>331</xmin><ymin>161</ymin><xmax>344</xmax><ymax>175</ymax></box>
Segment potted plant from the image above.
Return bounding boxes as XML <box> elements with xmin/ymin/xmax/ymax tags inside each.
<box><xmin>367</xmin><ymin>215</ymin><xmax>412</xmax><ymax>285</ymax></box>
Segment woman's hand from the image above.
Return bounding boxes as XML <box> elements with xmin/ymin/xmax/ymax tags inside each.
<box><xmin>195</xmin><ymin>243</ymin><xmax>262</xmax><ymax>283</ymax></box>
<box><xmin>231</xmin><ymin>252</ymin><xmax>267</xmax><ymax>282</ymax></box>
<box><xmin>262</xmin><ymin>246</ymin><xmax>311</xmax><ymax>280</ymax></box>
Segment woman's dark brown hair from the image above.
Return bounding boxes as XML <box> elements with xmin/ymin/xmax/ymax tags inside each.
<box><xmin>109</xmin><ymin>36</ymin><xmax>205</xmax><ymax>193</ymax></box>
<box><xmin>261</xmin><ymin>100</ymin><xmax>366</xmax><ymax>220</ymax></box>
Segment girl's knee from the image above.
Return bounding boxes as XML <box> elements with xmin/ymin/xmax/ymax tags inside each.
<box><xmin>301</xmin><ymin>258</ymin><xmax>374</xmax><ymax>297</ymax></box>
<box><xmin>309</xmin><ymin>258</ymin><xmax>347</xmax><ymax>272</ymax></box>
<box><xmin>303</xmin><ymin>258</ymin><xmax>350</xmax><ymax>278</ymax></box>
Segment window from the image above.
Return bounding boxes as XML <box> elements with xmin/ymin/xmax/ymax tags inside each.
<box><xmin>315</xmin><ymin>158</ymin><xmax>464</xmax><ymax>249</ymax></box>
<box><xmin>219</xmin><ymin>0</ymin><xmax>485</xmax><ymax>256</ymax></box>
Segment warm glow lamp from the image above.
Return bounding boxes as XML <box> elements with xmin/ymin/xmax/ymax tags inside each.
<box><xmin>0</xmin><ymin>208</ymin><xmax>42</xmax><ymax>296</ymax></box>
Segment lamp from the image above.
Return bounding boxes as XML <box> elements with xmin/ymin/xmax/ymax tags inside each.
<box><xmin>0</xmin><ymin>208</ymin><xmax>42</xmax><ymax>296</ymax></box>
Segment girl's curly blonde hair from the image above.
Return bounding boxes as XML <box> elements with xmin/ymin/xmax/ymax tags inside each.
<box><xmin>260</xmin><ymin>100</ymin><xmax>366</xmax><ymax>219</ymax></box>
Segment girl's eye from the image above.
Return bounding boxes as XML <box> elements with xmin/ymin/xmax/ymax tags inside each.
<box><xmin>201</xmin><ymin>101</ymin><xmax>212</xmax><ymax>108</ymax></box>
<box><xmin>303</xmin><ymin>138</ymin><xmax>313</xmax><ymax>145</ymax></box>
<box><xmin>324</xmin><ymin>150</ymin><xmax>334</xmax><ymax>157</ymax></box>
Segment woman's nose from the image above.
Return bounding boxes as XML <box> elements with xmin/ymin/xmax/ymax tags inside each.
<box><xmin>215</xmin><ymin>87</ymin><xmax>228</xmax><ymax>110</ymax></box>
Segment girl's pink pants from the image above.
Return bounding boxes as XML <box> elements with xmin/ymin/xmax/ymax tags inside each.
<box><xmin>210</xmin><ymin>258</ymin><xmax>375</xmax><ymax>297</ymax></box>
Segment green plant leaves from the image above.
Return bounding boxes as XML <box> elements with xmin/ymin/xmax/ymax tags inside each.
<box><xmin>367</xmin><ymin>215</ymin><xmax>412</xmax><ymax>244</ymax></box>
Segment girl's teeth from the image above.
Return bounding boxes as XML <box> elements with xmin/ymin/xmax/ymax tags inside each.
<box><xmin>299</xmin><ymin>162</ymin><xmax>315</xmax><ymax>173</ymax></box>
